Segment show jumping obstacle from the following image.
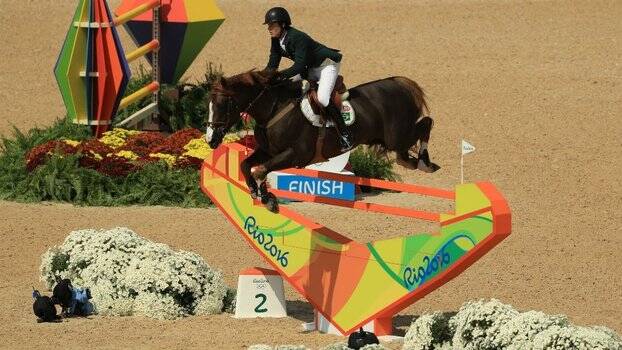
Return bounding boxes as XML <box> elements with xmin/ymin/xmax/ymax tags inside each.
<box><xmin>201</xmin><ymin>142</ymin><xmax>512</xmax><ymax>336</ymax></box>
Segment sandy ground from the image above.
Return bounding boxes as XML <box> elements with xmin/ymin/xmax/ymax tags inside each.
<box><xmin>0</xmin><ymin>0</ymin><xmax>620</xmax><ymax>348</ymax></box>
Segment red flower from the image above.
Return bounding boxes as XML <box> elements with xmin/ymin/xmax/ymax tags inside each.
<box><xmin>78</xmin><ymin>139</ymin><xmax>113</xmax><ymax>159</ymax></box>
<box><xmin>149</xmin><ymin>143</ymin><xmax>182</xmax><ymax>155</ymax></box>
<box><xmin>174</xmin><ymin>156</ymin><xmax>204</xmax><ymax>170</ymax></box>
<box><xmin>25</xmin><ymin>140</ymin><xmax>77</xmax><ymax>171</ymax></box>
<box><xmin>124</xmin><ymin>132</ymin><xmax>167</xmax><ymax>149</ymax></box>
<box><xmin>117</xmin><ymin>144</ymin><xmax>151</xmax><ymax>158</ymax></box>
<box><xmin>147</xmin><ymin>128</ymin><xmax>203</xmax><ymax>156</ymax></box>
<box><xmin>169</xmin><ymin>128</ymin><xmax>203</xmax><ymax>143</ymax></box>
<box><xmin>96</xmin><ymin>156</ymin><xmax>137</xmax><ymax>177</ymax></box>
<box><xmin>23</xmin><ymin>128</ymin><xmax>207</xmax><ymax>176</ymax></box>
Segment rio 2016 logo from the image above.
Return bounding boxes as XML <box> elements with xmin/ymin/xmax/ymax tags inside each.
<box><xmin>403</xmin><ymin>248</ymin><xmax>450</xmax><ymax>290</ymax></box>
<box><xmin>244</xmin><ymin>216</ymin><xmax>289</xmax><ymax>267</ymax></box>
<box><xmin>402</xmin><ymin>235</ymin><xmax>475</xmax><ymax>290</ymax></box>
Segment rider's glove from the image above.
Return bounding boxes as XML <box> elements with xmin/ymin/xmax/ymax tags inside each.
<box><xmin>270</xmin><ymin>73</ymin><xmax>288</xmax><ymax>85</ymax></box>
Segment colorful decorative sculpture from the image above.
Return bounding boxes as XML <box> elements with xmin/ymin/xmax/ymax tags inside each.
<box><xmin>54</xmin><ymin>0</ymin><xmax>130</xmax><ymax>136</ymax></box>
<box><xmin>200</xmin><ymin>143</ymin><xmax>512</xmax><ymax>336</ymax></box>
<box><xmin>55</xmin><ymin>0</ymin><xmax>225</xmax><ymax>135</ymax></box>
<box><xmin>115</xmin><ymin>0</ymin><xmax>225</xmax><ymax>84</ymax></box>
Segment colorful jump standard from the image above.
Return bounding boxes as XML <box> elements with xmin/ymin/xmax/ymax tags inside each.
<box><xmin>54</xmin><ymin>0</ymin><xmax>225</xmax><ymax>136</ymax></box>
<box><xmin>54</xmin><ymin>0</ymin><xmax>157</xmax><ymax>136</ymax></box>
<box><xmin>200</xmin><ymin>143</ymin><xmax>512</xmax><ymax>336</ymax></box>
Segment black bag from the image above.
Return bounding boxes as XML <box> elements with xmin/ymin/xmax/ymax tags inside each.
<box><xmin>52</xmin><ymin>278</ymin><xmax>73</xmax><ymax>313</ymax></box>
<box><xmin>32</xmin><ymin>290</ymin><xmax>58</xmax><ymax>322</ymax></box>
<box><xmin>347</xmin><ymin>327</ymin><xmax>380</xmax><ymax>349</ymax></box>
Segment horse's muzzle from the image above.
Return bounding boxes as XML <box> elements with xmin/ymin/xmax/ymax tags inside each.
<box><xmin>208</xmin><ymin>127</ymin><xmax>226</xmax><ymax>149</ymax></box>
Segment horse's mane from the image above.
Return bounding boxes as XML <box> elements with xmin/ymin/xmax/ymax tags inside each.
<box><xmin>211</xmin><ymin>69</ymin><xmax>277</xmax><ymax>95</ymax></box>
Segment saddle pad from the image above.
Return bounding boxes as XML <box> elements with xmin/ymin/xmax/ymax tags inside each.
<box><xmin>300</xmin><ymin>97</ymin><xmax>355</xmax><ymax>127</ymax></box>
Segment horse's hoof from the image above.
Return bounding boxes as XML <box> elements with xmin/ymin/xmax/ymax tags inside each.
<box><xmin>417</xmin><ymin>159</ymin><xmax>440</xmax><ymax>173</ymax></box>
<box><xmin>264</xmin><ymin>194</ymin><xmax>279</xmax><ymax>213</ymax></box>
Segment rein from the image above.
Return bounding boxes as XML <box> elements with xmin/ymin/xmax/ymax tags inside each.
<box><xmin>209</xmin><ymin>79</ymin><xmax>289</xmax><ymax>150</ymax></box>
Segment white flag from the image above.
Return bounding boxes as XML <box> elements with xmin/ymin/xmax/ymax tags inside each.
<box><xmin>461</xmin><ymin>140</ymin><xmax>476</xmax><ymax>155</ymax></box>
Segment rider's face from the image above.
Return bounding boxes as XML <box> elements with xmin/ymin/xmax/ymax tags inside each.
<box><xmin>268</xmin><ymin>22</ymin><xmax>283</xmax><ymax>38</ymax></box>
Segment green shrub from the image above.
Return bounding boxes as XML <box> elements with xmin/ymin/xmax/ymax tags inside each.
<box><xmin>112</xmin><ymin>64</ymin><xmax>154</xmax><ymax>126</ymax></box>
<box><xmin>0</xmin><ymin>118</ymin><xmax>91</xmax><ymax>201</ymax></box>
<box><xmin>0</xmin><ymin>124</ymin><xmax>210</xmax><ymax>207</ymax></box>
<box><xmin>349</xmin><ymin>147</ymin><xmax>400</xmax><ymax>192</ymax></box>
<box><xmin>114</xmin><ymin>62</ymin><xmax>226</xmax><ymax>132</ymax></box>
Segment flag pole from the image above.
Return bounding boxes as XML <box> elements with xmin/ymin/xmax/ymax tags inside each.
<box><xmin>461</xmin><ymin>140</ymin><xmax>464</xmax><ymax>184</ymax></box>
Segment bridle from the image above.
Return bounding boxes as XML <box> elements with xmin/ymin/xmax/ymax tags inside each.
<box><xmin>208</xmin><ymin>82</ymin><xmax>282</xmax><ymax>130</ymax></box>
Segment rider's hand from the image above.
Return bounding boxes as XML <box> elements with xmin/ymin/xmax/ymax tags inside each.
<box><xmin>270</xmin><ymin>73</ymin><xmax>287</xmax><ymax>85</ymax></box>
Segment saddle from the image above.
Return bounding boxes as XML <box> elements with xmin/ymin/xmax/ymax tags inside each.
<box><xmin>304</xmin><ymin>75</ymin><xmax>348</xmax><ymax>117</ymax></box>
<box><xmin>266</xmin><ymin>76</ymin><xmax>352</xmax><ymax>164</ymax></box>
<box><xmin>265</xmin><ymin>76</ymin><xmax>348</xmax><ymax>129</ymax></box>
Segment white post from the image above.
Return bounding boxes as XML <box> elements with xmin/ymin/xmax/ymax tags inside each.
<box><xmin>461</xmin><ymin>145</ymin><xmax>464</xmax><ymax>184</ymax></box>
<box><xmin>460</xmin><ymin>139</ymin><xmax>475</xmax><ymax>185</ymax></box>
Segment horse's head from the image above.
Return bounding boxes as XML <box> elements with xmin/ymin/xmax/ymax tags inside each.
<box><xmin>206</xmin><ymin>70</ymin><xmax>274</xmax><ymax>149</ymax></box>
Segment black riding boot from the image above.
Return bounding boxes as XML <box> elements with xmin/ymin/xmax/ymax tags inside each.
<box><xmin>325</xmin><ymin>104</ymin><xmax>354</xmax><ymax>152</ymax></box>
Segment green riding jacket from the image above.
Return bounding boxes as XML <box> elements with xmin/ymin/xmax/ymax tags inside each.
<box><xmin>266</xmin><ymin>27</ymin><xmax>342</xmax><ymax>79</ymax></box>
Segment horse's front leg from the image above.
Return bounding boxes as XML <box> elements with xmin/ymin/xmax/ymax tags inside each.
<box><xmin>250</xmin><ymin>148</ymin><xmax>297</xmax><ymax>213</ymax></box>
<box><xmin>240</xmin><ymin>149</ymin><xmax>271</xmax><ymax>199</ymax></box>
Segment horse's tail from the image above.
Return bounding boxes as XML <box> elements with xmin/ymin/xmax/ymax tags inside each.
<box><xmin>392</xmin><ymin>77</ymin><xmax>429</xmax><ymax>118</ymax></box>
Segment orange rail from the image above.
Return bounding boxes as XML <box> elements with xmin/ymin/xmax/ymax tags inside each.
<box><xmin>279</xmin><ymin>168</ymin><xmax>455</xmax><ymax>199</ymax></box>
<box><xmin>271</xmin><ymin>189</ymin><xmax>443</xmax><ymax>222</ymax></box>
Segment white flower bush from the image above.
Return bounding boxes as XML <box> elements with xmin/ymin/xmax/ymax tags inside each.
<box><xmin>248</xmin><ymin>346</ymin><xmax>309</xmax><ymax>350</ymax></box>
<box><xmin>320</xmin><ymin>345</ymin><xmax>349</xmax><ymax>350</ymax></box>
<box><xmin>357</xmin><ymin>345</ymin><xmax>389</xmax><ymax>350</ymax></box>
<box><xmin>531</xmin><ymin>325</ymin><xmax>622</xmax><ymax>350</ymax></box>
<box><xmin>402</xmin><ymin>299</ymin><xmax>622</xmax><ymax>350</ymax></box>
<box><xmin>250</xmin><ymin>343</ymin><xmax>389</xmax><ymax>350</ymax></box>
<box><xmin>449</xmin><ymin>299</ymin><xmax>520</xmax><ymax>349</ymax></box>
<box><xmin>498</xmin><ymin>311</ymin><xmax>569</xmax><ymax>349</ymax></box>
<box><xmin>40</xmin><ymin>227</ymin><xmax>232</xmax><ymax>319</ymax></box>
<box><xmin>403</xmin><ymin>312</ymin><xmax>452</xmax><ymax>349</ymax></box>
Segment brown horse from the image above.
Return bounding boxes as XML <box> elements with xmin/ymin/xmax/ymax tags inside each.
<box><xmin>206</xmin><ymin>70</ymin><xmax>439</xmax><ymax>212</ymax></box>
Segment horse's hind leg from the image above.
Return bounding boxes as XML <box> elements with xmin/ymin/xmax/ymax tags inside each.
<box><xmin>395</xmin><ymin>116</ymin><xmax>439</xmax><ymax>172</ymax></box>
<box><xmin>414</xmin><ymin>116</ymin><xmax>440</xmax><ymax>173</ymax></box>
<box><xmin>396</xmin><ymin>150</ymin><xmax>417</xmax><ymax>169</ymax></box>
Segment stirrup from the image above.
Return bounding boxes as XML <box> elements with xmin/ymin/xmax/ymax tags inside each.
<box><xmin>339</xmin><ymin>135</ymin><xmax>354</xmax><ymax>152</ymax></box>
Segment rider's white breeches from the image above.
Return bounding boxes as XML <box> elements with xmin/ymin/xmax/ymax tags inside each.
<box><xmin>307</xmin><ymin>60</ymin><xmax>341</xmax><ymax>107</ymax></box>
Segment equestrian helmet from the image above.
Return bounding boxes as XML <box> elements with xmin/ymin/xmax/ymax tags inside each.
<box><xmin>264</xmin><ymin>7</ymin><xmax>291</xmax><ymax>26</ymax></box>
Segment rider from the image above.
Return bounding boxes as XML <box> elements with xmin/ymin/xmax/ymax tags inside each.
<box><xmin>263</xmin><ymin>7</ymin><xmax>354</xmax><ymax>152</ymax></box>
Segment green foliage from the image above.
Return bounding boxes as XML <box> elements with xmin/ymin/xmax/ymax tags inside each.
<box><xmin>112</xmin><ymin>64</ymin><xmax>154</xmax><ymax>125</ymax></box>
<box><xmin>50</xmin><ymin>251</ymin><xmax>70</xmax><ymax>273</ymax></box>
<box><xmin>114</xmin><ymin>62</ymin><xmax>226</xmax><ymax>132</ymax></box>
<box><xmin>161</xmin><ymin>82</ymin><xmax>210</xmax><ymax>132</ymax></box>
<box><xmin>0</xmin><ymin>119</ymin><xmax>211</xmax><ymax>208</ymax></box>
<box><xmin>19</xmin><ymin>153</ymin><xmax>115</xmax><ymax>203</ymax></box>
<box><xmin>0</xmin><ymin>118</ymin><xmax>91</xmax><ymax>201</ymax></box>
<box><xmin>113</xmin><ymin>162</ymin><xmax>211</xmax><ymax>208</ymax></box>
<box><xmin>349</xmin><ymin>147</ymin><xmax>401</xmax><ymax>183</ymax></box>
<box><xmin>222</xmin><ymin>287</ymin><xmax>237</xmax><ymax>314</ymax></box>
